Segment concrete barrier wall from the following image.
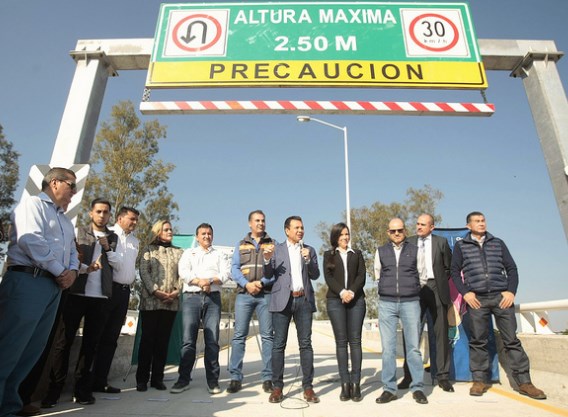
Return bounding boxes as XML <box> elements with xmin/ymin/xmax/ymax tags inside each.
<box><xmin>496</xmin><ymin>333</ymin><xmax>568</xmax><ymax>407</ymax></box>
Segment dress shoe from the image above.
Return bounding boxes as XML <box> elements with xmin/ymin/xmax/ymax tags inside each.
<box><xmin>227</xmin><ymin>380</ymin><xmax>242</xmax><ymax>394</ymax></box>
<box><xmin>269</xmin><ymin>387</ymin><xmax>283</xmax><ymax>403</ymax></box>
<box><xmin>376</xmin><ymin>391</ymin><xmax>397</xmax><ymax>404</ymax></box>
<box><xmin>438</xmin><ymin>379</ymin><xmax>455</xmax><ymax>392</ymax></box>
<box><xmin>262</xmin><ymin>380</ymin><xmax>274</xmax><ymax>393</ymax></box>
<box><xmin>150</xmin><ymin>381</ymin><xmax>167</xmax><ymax>391</ymax></box>
<box><xmin>137</xmin><ymin>383</ymin><xmax>148</xmax><ymax>392</ymax></box>
<box><xmin>74</xmin><ymin>393</ymin><xmax>96</xmax><ymax>405</ymax></box>
<box><xmin>518</xmin><ymin>383</ymin><xmax>547</xmax><ymax>400</ymax></box>
<box><xmin>413</xmin><ymin>390</ymin><xmax>428</xmax><ymax>404</ymax></box>
<box><xmin>93</xmin><ymin>385</ymin><xmax>121</xmax><ymax>394</ymax></box>
<box><xmin>469</xmin><ymin>381</ymin><xmax>489</xmax><ymax>396</ymax></box>
<box><xmin>397</xmin><ymin>376</ymin><xmax>411</xmax><ymax>390</ymax></box>
<box><xmin>40</xmin><ymin>396</ymin><xmax>58</xmax><ymax>408</ymax></box>
<box><xmin>339</xmin><ymin>383</ymin><xmax>351</xmax><ymax>401</ymax></box>
<box><xmin>303</xmin><ymin>388</ymin><xmax>320</xmax><ymax>403</ymax></box>
<box><xmin>16</xmin><ymin>404</ymin><xmax>41</xmax><ymax>416</ymax></box>
<box><xmin>351</xmin><ymin>383</ymin><xmax>362</xmax><ymax>402</ymax></box>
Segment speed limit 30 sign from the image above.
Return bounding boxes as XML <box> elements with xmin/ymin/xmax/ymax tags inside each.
<box><xmin>401</xmin><ymin>9</ymin><xmax>470</xmax><ymax>57</ymax></box>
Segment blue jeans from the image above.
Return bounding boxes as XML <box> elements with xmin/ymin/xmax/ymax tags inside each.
<box><xmin>272</xmin><ymin>295</ymin><xmax>314</xmax><ymax>390</ymax></box>
<box><xmin>327</xmin><ymin>297</ymin><xmax>366</xmax><ymax>384</ymax></box>
<box><xmin>468</xmin><ymin>292</ymin><xmax>531</xmax><ymax>384</ymax></box>
<box><xmin>0</xmin><ymin>271</ymin><xmax>61</xmax><ymax>417</ymax></box>
<box><xmin>379</xmin><ymin>299</ymin><xmax>423</xmax><ymax>393</ymax></box>
<box><xmin>229</xmin><ymin>292</ymin><xmax>273</xmax><ymax>382</ymax></box>
<box><xmin>177</xmin><ymin>292</ymin><xmax>221</xmax><ymax>386</ymax></box>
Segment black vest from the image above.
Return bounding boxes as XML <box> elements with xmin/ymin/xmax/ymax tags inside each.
<box><xmin>377</xmin><ymin>241</ymin><xmax>420</xmax><ymax>302</ymax></box>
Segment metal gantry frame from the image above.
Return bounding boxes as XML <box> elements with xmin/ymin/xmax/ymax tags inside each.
<box><xmin>47</xmin><ymin>38</ymin><xmax>568</xmax><ymax>240</ymax></box>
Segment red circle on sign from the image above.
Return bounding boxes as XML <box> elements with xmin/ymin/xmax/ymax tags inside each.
<box><xmin>408</xmin><ymin>13</ymin><xmax>459</xmax><ymax>52</ymax></box>
<box><xmin>172</xmin><ymin>14</ymin><xmax>223</xmax><ymax>52</ymax></box>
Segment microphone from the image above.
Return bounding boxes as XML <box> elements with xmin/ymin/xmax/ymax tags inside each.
<box><xmin>299</xmin><ymin>239</ymin><xmax>309</xmax><ymax>264</ymax></box>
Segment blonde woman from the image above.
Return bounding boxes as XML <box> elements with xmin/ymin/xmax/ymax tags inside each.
<box><xmin>136</xmin><ymin>220</ymin><xmax>183</xmax><ymax>391</ymax></box>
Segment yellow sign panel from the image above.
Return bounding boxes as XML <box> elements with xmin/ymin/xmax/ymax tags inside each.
<box><xmin>148</xmin><ymin>60</ymin><xmax>486</xmax><ymax>89</ymax></box>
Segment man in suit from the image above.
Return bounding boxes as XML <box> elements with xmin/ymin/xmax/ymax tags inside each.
<box><xmin>399</xmin><ymin>213</ymin><xmax>454</xmax><ymax>392</ymax></box>
<box><xmin>263</xmin><ymin>216</ymin><xmax>320</xmax><ymax>404</ymax></box>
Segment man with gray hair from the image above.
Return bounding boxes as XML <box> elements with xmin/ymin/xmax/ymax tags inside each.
<box><xmin>0</xmin><ymin>167</ymin><xmax>80</xmax><ymax>417</ymax></box>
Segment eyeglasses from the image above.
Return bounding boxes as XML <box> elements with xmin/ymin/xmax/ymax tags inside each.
<box><xmin>388</xmin><ymin>228</ymin><xmax>404</xmax><ymax>234</ymax></box>
<box><xmin>58</xmin><ymin>179</ymin><xmax>77</xmax><ymax>190</ymax></box>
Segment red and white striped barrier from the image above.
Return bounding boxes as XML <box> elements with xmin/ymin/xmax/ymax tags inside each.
<box><xmin>140</xmin><ymin>100</ymin><xmax>495</xmax><ymax>117</ymax></box>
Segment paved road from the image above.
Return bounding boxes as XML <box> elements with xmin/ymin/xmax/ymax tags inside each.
<box><xmin>36</xmin><ymin>322</ymin><xmax>568</xmax><ymax>417</ymax></box>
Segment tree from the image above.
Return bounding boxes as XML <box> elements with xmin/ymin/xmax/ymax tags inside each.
<box><xmin>0</xmin><ymin>124</ymin><xmax>20</xmax><ymax>224</ymax></box>
<box><xmin>80</xmin><ymin>101</ymin><xmax>178</xmax><ymax>248</ymax></box>
<box><xmin>316</xmin><ymin>185</ymin><xmax>443</xmax><ymax>276</ymax></box>
<box><xmin>314</xmin><ymin>282</ymin><xmax>329</xmax><ymax>320</ymax></box>
<box><xmin>0</xmin><ymin>124</ymin><xmax>20</xmax><ymax>247</ymax></box>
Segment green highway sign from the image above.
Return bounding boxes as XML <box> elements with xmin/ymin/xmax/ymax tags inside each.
<box><xmin>147</xmin><ymin>2</ymin><xmax>487</xmax><ymax>89</ymax></box>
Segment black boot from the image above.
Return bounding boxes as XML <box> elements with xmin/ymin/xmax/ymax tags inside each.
<box><xmin>351</xmin><ymin>383</ymin><xmax>362</xmax><ymax>402</ymax></box>
<box><xmin>340</xmin><ymin>383</ymin><xmax>351</xmax><ymax>401</ymax></box>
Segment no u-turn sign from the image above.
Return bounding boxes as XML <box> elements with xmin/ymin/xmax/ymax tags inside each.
<box><xmin>163</xmin><ymin>9</ymin><xmax>229</xmax><ymax>57</ymax></box>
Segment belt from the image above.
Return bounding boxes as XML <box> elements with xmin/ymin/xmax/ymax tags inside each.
<box><xmin>291</xmin><ymin>290</ymin><xmax>305</xmax><ymax>298</ymax></box>
<box><xmin>186</xmin><ymin>291</ymin><xmax>219</xmax><ymax>295</ymax></box>
<box><xmin>7</xmin><ymin>265</ymin><xmax>56</xmax><ymax>280</ymax></box>
<box><xmin>113</xmin><ymin>282</ymin><xmax>131</xmax><ymax>290</ymax></box>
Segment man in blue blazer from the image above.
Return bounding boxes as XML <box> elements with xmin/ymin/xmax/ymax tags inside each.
<box><xmin>263</xmin><ymin>216</ymin><xmax>320</xmax><ymax>404</ymax></box>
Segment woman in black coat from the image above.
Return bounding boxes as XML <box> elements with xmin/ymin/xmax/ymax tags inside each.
<box><xmin>323</xmin><ymin>222</ymin><xmax>367</xmax><ymax>402</ymax></box>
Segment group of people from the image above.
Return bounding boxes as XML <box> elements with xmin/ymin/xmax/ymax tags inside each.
<box><xmin>0</xmin><ymin>167</ymin><xmax>547</xmax><ymax>417</ymax></box>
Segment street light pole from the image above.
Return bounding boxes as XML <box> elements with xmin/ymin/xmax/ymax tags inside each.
<box><xmin>297</xmin><ymin>116</ymin><xmax>352</xmax><ymax>233</ymax></box>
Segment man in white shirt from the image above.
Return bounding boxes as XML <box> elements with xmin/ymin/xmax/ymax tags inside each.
<box><xmin>263</xmin><ymin>216</ymin><xmax>321</xmax><ymax>404</ymax></box>
<box><xmin>42</xmin><ymin>198</ymin><xmax>119</xmax><ymax>406</ymax></box>
<box><xmin>0</xmin><ymin>167</ymin><xmax>79</xmax><ymax>417</ymax></box>
<box><xmin>170</xmin><ymin>223</ymin><xmax>229</xmax><ymax>395</ymax></box>
<box><xmin>92</xmin><ymin>206</ymin><xmax>140</xmax><ymax>394</ymax></box>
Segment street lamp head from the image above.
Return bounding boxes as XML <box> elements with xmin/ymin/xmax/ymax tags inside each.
<box><xmin>297</xmin><ymin>115</ymin><xmax>311</xmax><ymax>123</ymax></box>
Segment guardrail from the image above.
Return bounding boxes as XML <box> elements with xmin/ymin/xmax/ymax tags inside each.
<box><xmin>516</xmin><ymin>299</ymin><xmax>568</xmax><ymax>334</ymax></box>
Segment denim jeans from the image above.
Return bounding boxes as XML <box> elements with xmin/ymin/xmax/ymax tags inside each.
<box><xmin>272</xmin><ymin>295</ymin><xmax>314</xmax><ymax>390</ymax></box>
<box><xmin>177</xmin><ymin>292</ymin><xmax>221</xmax><ymax>386</ymax></box>
<box><xmin>379</xmin><ymin>299</ymin><xmax>423</xmax><ymax>393</ymax></box>
<box><xmin>468</xmin><ymin>292</ymin><xmax>531</xmax><ymax>384</ymax></box>
<box><xmin>327</xmin><ymin>297</ymin><xmax>366</xmax><ymax>384</ymax></box>
<box><xmin>229</xmin><ymin>292</ymin><xmax>273</xmax><ymax>382</ymax></box>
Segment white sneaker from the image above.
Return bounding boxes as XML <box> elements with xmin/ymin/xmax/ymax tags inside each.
<box><xmin>170</xmin><ymin>382</ymin><xmax>190</xmax><ymax>394</ymax></box>
<box><xmin>207</xmin><ymin>385</ymin><xmax>221</xmax><ymax>394</ymax></box>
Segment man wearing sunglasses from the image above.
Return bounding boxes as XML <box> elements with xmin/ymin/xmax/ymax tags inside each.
<box><xmin>0</xmin><ymin>167</ymin><xmax>80</xmax><ymax>417</ymax></box>
<box><xmin>373</xmin><ymin>218</ymin><xmax>428</xmax><ymax>405</ymax></box>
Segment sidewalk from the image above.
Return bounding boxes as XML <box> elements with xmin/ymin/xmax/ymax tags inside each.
<box><xmin>37</xmin><ymin>321</ymin><xmax>568</xmax><ymax>417</ymax></box>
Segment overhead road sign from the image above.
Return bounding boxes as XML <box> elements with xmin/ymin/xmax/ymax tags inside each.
<box><xmin>140</xmin><ymin>100</ymin><xmax>495</xmax><ymax>117</ymax></box>
<box><xmin>147</xmin><ymin>2</ymin><xmax>487</xmax><ymax>89</ymax></box>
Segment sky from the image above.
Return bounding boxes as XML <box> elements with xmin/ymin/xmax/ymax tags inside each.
<box><xmin>1</xmin><ymin>1</ymin><xmax>567</xmax><ymax>330</ymax></box>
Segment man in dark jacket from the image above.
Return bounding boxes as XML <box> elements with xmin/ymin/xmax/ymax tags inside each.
<box><xmin>373</xmin><ymin>218</ymin><xmax>428</xmax><ymax>405</ymax></box>
<box><xmin>42</xmin><ymin>198</ymin><xmax>118</xmax><ymax>407</ymax></box>
<box><xmin>227</xmin><ymin>210</ymin><xmax>276</xmax><ymax>394</ymax></box>
<box><xmin>451</xmin><ymin>211</ymin><xmax>546</xmax><ymax>400</ymax></box>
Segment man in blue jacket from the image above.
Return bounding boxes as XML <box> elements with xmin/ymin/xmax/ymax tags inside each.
<box><xmin>263</xmin><ymin>215</ymin><xmax>320</xmax><ymax>404</ymax></box>
<box><xmin>451</xmin><ymin>211</ymin><xmax>546</xmax><ymax>400</ymax></box>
